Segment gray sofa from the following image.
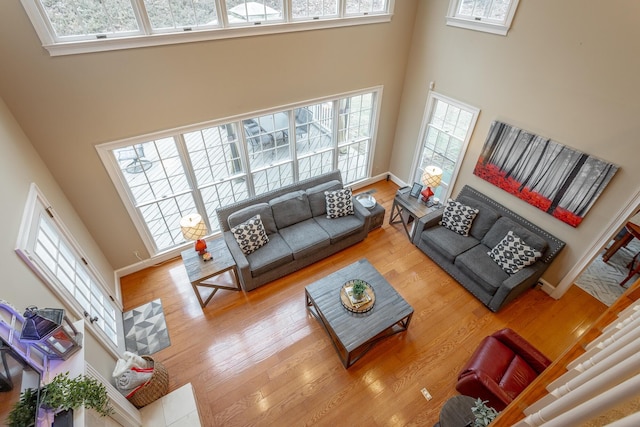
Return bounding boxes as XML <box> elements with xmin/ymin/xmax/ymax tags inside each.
<box><xmin>412</xmin><ymin>185</ymin><xmax>565</xmax><ymax>312</ymax></box>
<box><xmin>216</xmin><ymin>171</ymin><xmax>371</xmax><ymax>291</ymax></box>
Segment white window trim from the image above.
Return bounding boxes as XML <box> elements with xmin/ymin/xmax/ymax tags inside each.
<box><xmin>20</xmin><ymin>0</ymin><xmax>394</xmax><ymax>56</ymax></box>
<box><xmin>411</xmin><ymin>91</ymin><xmax>480</xmax><ymax>202</ymax></box>
<box><xmin>445</xmin><ymin>0</ymin><xmax>519</xmax><ymax>36</ymax></box>
<box><xmin>96</xmin><ymin>86</ymin><xmax>382</xmax><ymax>261</ymax></box>
<box><xmin>15</xmin><ymin>183</ymin><xmax>123</xmax><ymax>359</ymax></box>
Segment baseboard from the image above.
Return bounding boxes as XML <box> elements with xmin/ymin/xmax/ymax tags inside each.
<box><xmin>538</xmin><ymin>278</ymin><xmax>557</xmax><ymax>297</ymax></box>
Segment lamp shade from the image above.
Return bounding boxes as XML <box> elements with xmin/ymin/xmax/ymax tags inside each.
<box><xmin>421</xmin><ymin>165</ymin><xmax>443</xmax><ymax>189</ymax></box>
<box><xmin>180</xmin><ymin>213</ymin><xmax>208</xmax><ymax>241</ymax></box>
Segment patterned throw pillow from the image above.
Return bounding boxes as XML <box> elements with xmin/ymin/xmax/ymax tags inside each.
<box><xmin>439</xmin><ymin>199</ymin><xmax>479</xmax><ymax>236</ymax></box>
<box><xmin>230</xmin><ymin>214</ymin><xmax>269</xmax><ymax>255</ymax></box>
<box><xmin>325</xmin><ymin>187</ymin><xmax>354</xmax><ymax>219</ymax></box>
<box><xmin>488</xmin><ymin>231</ymin><xmax>543</xmax><ymax>275</ymax></box>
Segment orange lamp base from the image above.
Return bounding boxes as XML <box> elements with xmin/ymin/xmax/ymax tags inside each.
<box><xmin>195</xmin><ymin>239</ymin><xmax>207</xmax><ymax>255</ymax></box>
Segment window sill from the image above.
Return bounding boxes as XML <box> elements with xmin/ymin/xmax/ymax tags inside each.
<box><xmin>42</xmin><ymin>14</ymin><xmax>392</xmax><ymax>56</ymax></box>
<box><xmin>445</xmin><ymin>16</ymin><xmax>510</xmax><ymax>36</ymax></box>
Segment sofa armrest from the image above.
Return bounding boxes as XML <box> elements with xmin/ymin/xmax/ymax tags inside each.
<box><xmin>489</xmin><ymin>263</ymin><xmax>545</xmax><ymax>311</ymax></box>
<box><xmin>456</xmin><ymin>370</ymin><xmax>513</xmax><ymax>411</ymax></box>
<box><xmin>223</xmin><ymin>231</ymin><xmax>250</xmax><ymax>290</ymax></box>
<box><xmin>492</xmin><ymin>328</ymin><xmax>552</xmax><ymax>373</ymax></box>
<box><xmin>411</xmin><ymin>209</ymin><xmax>443</xmax><ymax>245</ymax></box>
<box><xmin>353</xmin><ymin>199</ymin><xmax>372</xmax><ymax>231</ymax></box>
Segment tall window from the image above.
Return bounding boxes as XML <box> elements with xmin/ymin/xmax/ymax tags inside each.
<box><xmin>446</xmin><ymin>0</ymin><xmax>520</xmax><ymax>36</ymax></box>
<box><xmin>412</xmin><ymin>92</ymin><xmax>479</xmax><ymax>201</ymax></box>
<box><xmin>20</xmin><ymin>0</ymin><xmax>393</xmax><ymax>56</ymax></box>
<box><xmin>16</xmin><ymin>184</ymin><xmax>123</xmax><ymax>355</ymax></box>
<box><xmin>98</xmin><ymin>88</ymin><xmax>380</xmax><ymax>256</ymax></box>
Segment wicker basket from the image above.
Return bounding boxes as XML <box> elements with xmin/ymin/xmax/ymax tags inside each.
<box><xmin>127</xmin><ymin>355</ymin><xmax>169</xmax><ymax>408</ymax></box>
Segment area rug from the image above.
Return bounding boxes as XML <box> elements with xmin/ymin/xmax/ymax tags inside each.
<box><xmin>575</xmin><ymin>238</ymin><xmax>640</xmax><ymax>306</ymax></box>
<box><xmin>123</xmin><ymin>299</ymin><xmax>171</xmax><ymax>355</ymax></box>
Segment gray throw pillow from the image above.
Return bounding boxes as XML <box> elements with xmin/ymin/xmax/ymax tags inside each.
<box><xmin>230</xmin><ymin>214</ymin><xmax>269</xmax><ymax>255</ymax></box>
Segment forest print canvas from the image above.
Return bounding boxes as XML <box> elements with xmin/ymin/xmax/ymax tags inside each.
<box><xmin>474</xmin><ymin>121</ymin><xmax>618</xmax><ymax>227</ymax></box>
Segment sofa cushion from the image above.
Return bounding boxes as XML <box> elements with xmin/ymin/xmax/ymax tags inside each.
<box><xmin>279</xmin><ymin>219</ymin><xmax>331</xmax><ymax>259</ymax></box>
<box><xmin>455</xmin><ymin>245</ymin><xmax>509</xmax><ymax>295</ymax></box>
<box><xmin>314</xmin><ymin>215</ymin><xmax>364</xmax><ymax>243</ymax></box>
<box><xmin>325</xmin><ymin>187</ymin><xmax>354</xmax><ymax>218</ymax></box>
<box><xmin>488</xmin><ymin>231</ymin><xmax>543</xmax><ymax>275</ymax></box>
<box><xmin>419</xmin><ymin>227</ymin><xmax>481</xmax><ymax>263</ymax></box>
<box><xmin>440</xmin><ymin>199</ymin><xmax>479</xmax><ymax>236</ymax></box>
<box><xmin>305</xmin><ymin>180</ymin><xmax>342</xmax><ymax>217</ymax></box>
<box><xmin>482</xmin><ymin>217</ymin><xmax>549</xmax><ymax>256</ymax></box>
<box><xmin>230</xmin><ymin>214</ymin><xmax>269</xmax><ymax>255</ymax></box>
<box><xmin>227</xmin><ymin>203</ymin><xmax>277</xmax><ymax>235</ymax></box>
<box><xmin>499</xmin><ymin>355</ymin><xmax>540</xmax><ymax>400</ymax></box>
<box><xmin>458</xmin><ymin>195</ymin><xmax>501</xmax><ymax>241</ymax></box>
<box><xmin>269</xmin><ymin>190</ymin><xmax>313</xmax><ymax>229</ymax></box>
<box><xmin>246</xmin><ymin>233</ymin><xmax>293</xmax><ymax>277</ymax></box>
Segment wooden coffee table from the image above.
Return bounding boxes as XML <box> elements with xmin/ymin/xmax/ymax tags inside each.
<box><xmin>305</xmin><ymin>259</ymin><xmax>414</xmax><ymax>368</ymax></box>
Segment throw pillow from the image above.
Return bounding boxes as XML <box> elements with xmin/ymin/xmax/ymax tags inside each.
<box><xmin>325</xmin><ymin>187</ymin><xmax>354</xmax><ymax>219</ymax></box>
<box><xmin>230</xmin><ymin>214</ymin><xmax>269</xmax><ymax>256</ymax></box>
<box><xmin>488</xmin><ymin>231</ymin><xmax>543</xmax><ymax>275</ymax></box>
<box><xmin>440</xmin><ymin>199</ymin><xmax>479</xmax><ymax>236</ymax></box>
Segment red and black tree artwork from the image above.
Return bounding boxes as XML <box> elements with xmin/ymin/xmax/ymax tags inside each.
<box><xmin>474</xmin><ymin>121</ymin><xmax>618</xmax><ymax>227</ymax></box>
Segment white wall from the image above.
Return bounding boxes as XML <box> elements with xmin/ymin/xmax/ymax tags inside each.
<box><xmin>391</xmin><ymin>0</ymin><xmax>640</xmax><ymax>287</ymax></box>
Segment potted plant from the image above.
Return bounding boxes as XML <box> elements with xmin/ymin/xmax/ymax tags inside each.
<box><xmin>7</xmin><ymin>372</ymin><xmax>113</xmax><ymax>427</ymax></box>
<box><xmin>351</xmin><ymin>280</ymin><xmax>367</xmax><ymax>300</ymax></box>
<box><xmin>470</xmin><ymin>398</ymin><xmax>499</xmax><ymax>427</ymax></box>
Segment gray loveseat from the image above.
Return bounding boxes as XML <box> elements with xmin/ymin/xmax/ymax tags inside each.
<box><xmin>216</xmin><ymin>171</ymin><xmax>371</xmax><ymax>291</ymax></box>
<box><xmin>412</xmin><ymin>185</ymin><xmax>565</xmax><ymax>312</ymax></box>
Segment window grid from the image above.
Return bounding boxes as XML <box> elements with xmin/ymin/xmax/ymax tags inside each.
<box><xmin>414</xmin><ymin>94</ymin><xmax>479</xmax><ymax>201</ymax></box>
<box><xmin>24</xmin><ymin>0</ymin><xmax>392</xmax><ymax>55</ymax></box>
<box><xmin>100</xmin><ymin>88</ymin><xmax>379</xmax><ymax>256</ymax></box>
<box><xmin>33</xmin><ymin>214</ymin><xmax>119</xmax><ymax>345</ymax></box>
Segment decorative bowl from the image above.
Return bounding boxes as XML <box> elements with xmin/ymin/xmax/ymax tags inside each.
<box><xmin>355</xmin><ymin>193</ymin><xmax>376</xmax><ymax>210</ymax></box>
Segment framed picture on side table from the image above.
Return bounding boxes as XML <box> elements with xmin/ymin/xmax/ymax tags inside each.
<box><xmin>409</xmin><ymin>182</ymin><xmax>422</xmax><ymax>198</ymax></box>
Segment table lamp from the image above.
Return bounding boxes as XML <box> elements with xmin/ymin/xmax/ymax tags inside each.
<box><xmin>421</xmin><ymin>165</ymin><xmax>443</xmax><ymax>205</ymax></box>
<box><xmin>180</xmin><ymin>213</ymin><xmax>208</xmax><ymax>254</ymax></box>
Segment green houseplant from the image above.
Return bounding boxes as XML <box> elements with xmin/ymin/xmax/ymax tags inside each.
<box><xmin>351</xmin><ymin>280</ymin><xmax>367</xmax><ymax>300</ymax></box>
<box><xmin>470</xmin><ymin>398</ymin><xmax>499</xmax><ymax>427</ymax></box>
<box><xmin>7</xmin><ymin>372</ymin><xmax>113</xmax><ymax>427</ymax></box>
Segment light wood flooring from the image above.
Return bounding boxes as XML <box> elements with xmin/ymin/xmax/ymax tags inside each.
<box><xmin>120</xmin><ymin>179</ymin><xmax>607</xmax><ymax>427</ymax></box>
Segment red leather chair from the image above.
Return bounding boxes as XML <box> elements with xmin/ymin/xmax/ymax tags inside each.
<box><xmin>455</xmin><ymin>328</ymin><xmax>552</xmax><ymax>411</ymax></box>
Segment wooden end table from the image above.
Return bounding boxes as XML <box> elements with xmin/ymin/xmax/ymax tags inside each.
<box><xmin>437</xmin><ymin>395</ymin><xmax>476</xmax><ymax>427</ymax></box>
<box><xmin>390</xmin><ymin>187</ymin><xmax>440</xmax><ymax>240</ymax></box>
<box><xmin>180</xmin><ymin>238</ymin><xmax>241</xmax><ymax>308</ymax></box>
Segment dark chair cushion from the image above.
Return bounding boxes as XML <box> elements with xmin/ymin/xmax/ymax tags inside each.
<box><xmin>246</xmin><ymin>233</ymin><xmax>293</xmax><ymax>277</ymax></box>
<box><xmin>305</xmin><ymin>180</ymin><xmax>342</xmax><ymax>217</ymax></box>
<box><xmin>419</xmin><ymin>227</ymin><xmax>481</xmax><ymax>263</ymax></box>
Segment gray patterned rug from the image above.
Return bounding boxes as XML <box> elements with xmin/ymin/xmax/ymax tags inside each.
<box><xmin>575</xmin><ymin>238</ymin><xmax>640</xmax><ymax>306</ymax></box>
<box><xmin>123</xmin><ymin>299</ymin><xmax>171</xmax><ymax>355</ymax></box>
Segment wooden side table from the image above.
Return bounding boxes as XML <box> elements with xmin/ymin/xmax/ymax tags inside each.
<box><xmin>180</xmin><ymin>238</ymin><xmax>241</xmax><ymax>308</ymax></box>
<box><xmin>390</xmin><ymin>187</ymin><xmax>440</xmax><ymax>240</ymax></box>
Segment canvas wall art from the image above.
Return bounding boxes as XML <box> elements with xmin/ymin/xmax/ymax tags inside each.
<box><xmin>473</xmin><ymin>121</ymin><xmax>618</xmax><ymax>227</ymax></box>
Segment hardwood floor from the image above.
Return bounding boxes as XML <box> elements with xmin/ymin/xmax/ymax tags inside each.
<box><xmin>120</xmin><ymin>179</ymin><xmax>607</xmax><ymax>427</ymax></box>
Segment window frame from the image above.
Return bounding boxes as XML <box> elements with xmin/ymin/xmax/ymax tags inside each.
<box><xmin>15</xmin><ymin>183</ymin><xmax>124</xmax><ymax>358</ymax></box>
<box><xmin>20</xmin><ymin>0</ymin><xmax>395</xmax><ymax>56</ymax></box>
<box><xmin>411</xmin><ymin>91</ymin><xmax>479</xmax><ymax>202</ymax></box>
<box><xmin>445</xmin><ymin>0</ymin><xmax>520</xmax><ymax>36</ymax></box>
<box><xmin>97</xmin><ymin>86</ymin><xmax>381</xmax><ymax>259</ymax></box>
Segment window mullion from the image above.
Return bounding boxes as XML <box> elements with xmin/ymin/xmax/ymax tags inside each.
<box><xmin>132</xmin><ymin>0</ymin><xmax>153</xmax><ymax>35</ymax></box>
<box><xmin>174</xmin><ymin>135</ymin><xmax>209</xmax><ymax>229</ymax></box>
<box><xmin>217</xmin><ymin>0</ymin><xmax>230</xmax><ymax>27</ymax></box>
